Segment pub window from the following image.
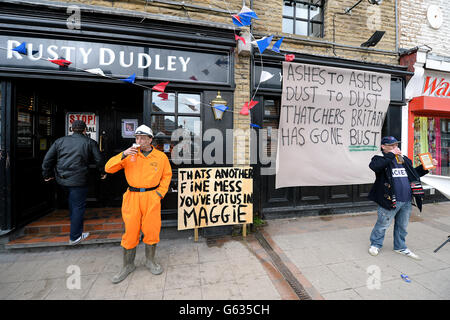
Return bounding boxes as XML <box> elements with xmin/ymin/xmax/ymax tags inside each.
<box><xmin>283</xmin><ymin>0</ymin><xmax>324</xmax><ymax>37</ymax></box>
<box><xmin>151</xmin><ymin>92</ymin><xmax>201</xmax><ymax>162</ymax></box>
<box><xmin>16</xmin><ymin>88</ymin><xmax>55</xmax><ymax>159</ymax></box>
<box><xmin>37</xmin><ymin>96</ymin><xmax>54</xmax><ymax>157</ymax></box>
<box><xmin>16</xmin><ymin>88</ymin><xmax>35</xmax><ymax>158</ymax></box>
<box><xmin>263</xmin><ymin>98</ymin><xmax>280</xmax><ymax>162</ymax></box>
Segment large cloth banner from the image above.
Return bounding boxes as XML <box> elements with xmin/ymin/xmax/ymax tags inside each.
<box><xmin>276</xmin><ymin>62</ymin><xmax>391</xmax><ymax>188</ymax></box>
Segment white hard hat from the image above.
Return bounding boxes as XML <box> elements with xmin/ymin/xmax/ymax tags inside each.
<box><xmin>134</xmin><ymin>124</ymin><xmax>154</xmax><ymax>137</ymax></box>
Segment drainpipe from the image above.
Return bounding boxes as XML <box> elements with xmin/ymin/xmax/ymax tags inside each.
<box><xmin>395</xmin><ymin>0</ymin><xmax>399</xmax><ymax>53</ymax></box>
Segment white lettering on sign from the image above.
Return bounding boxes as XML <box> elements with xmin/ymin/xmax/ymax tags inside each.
<box><xmin>6</xmin><ymin>39</ymin><xmax>192</xmax><ymax>73</ymax></box>
<box><xmin>79</xmin><ymin>47</ymin><xmax>92</xmax><ymax>64</ymax></box>
<box><xmin>392</xmin><ymin>168</ymin><xmax>407</xmax><ymax>178</ymax></box>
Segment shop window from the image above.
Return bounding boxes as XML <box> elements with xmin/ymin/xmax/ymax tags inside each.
<box><xmin>283</xmin><ymin>0</ymin><xmax>324</xmax><ymax>37</ymax></box>
<box><xmin>151</xmin><ymin>92</ymin><xmax>201</xmax><ymax>162</ymax></box>
<box><xmin>413</xmin><ymin>116</ymin><xmax>450</xmax><ymax>176</ymax></box>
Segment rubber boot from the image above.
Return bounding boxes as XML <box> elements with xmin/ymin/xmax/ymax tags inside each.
<box><xmin>145</xmin><ymin>244</ymin><xmax>163</xmax><ymax>275</ymax></box>
<box><xmin>112</xmin><ymin>247</ymin><xmax>136</xmax><ymax>284</ymax></box>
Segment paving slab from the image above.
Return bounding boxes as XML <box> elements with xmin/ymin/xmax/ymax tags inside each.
<box><xmin>263</xmin><ymin>201</ymin><xmax>450</xmax><ymax>300</ymax></box>
<box><xmin>1</xmin><ymin>201</ymin><xmax>449</xmax><ymax>300</ymax></box>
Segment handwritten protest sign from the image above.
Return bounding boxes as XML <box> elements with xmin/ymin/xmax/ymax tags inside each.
<box><xmin>178</xmin><ymin>167</ymin><xmax>253</xmax><ymax>230</ymax></box>
<box><xmin>276</xmin><ymin>62</ymin><xmax>391</xmax><ymax>188</ymax></box>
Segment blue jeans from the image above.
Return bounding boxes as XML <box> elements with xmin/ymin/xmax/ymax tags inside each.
<box><xmin>369</xmin><ymin>201</ymin><xmax>412</xmax><ymax>251</ymax></box>
<box><xmin>65</xmin><ymin>186</ymin><xmax>89</xmax><ymax>241</ymax></box>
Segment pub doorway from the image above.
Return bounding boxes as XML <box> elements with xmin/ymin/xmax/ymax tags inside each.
<box><xmin>12</xmin><ymin>78</ymin><xmax>143</xmax><ymax>228</ymax></box>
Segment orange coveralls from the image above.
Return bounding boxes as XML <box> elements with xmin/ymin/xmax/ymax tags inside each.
<box><xmin>105</xmin><ymin>149</ymin><xmax>172</xmax><ymax>249</ymax></box>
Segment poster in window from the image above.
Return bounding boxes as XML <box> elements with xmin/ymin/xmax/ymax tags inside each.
<box><xmin>66</xmin><ymin>112</ymin><xmax>99</xmax><ymax>141</ymax></box>
<box><xmin>122</xmin><ymin>119</ymin><xmax>138</xmax><ymax>138</ymax></box>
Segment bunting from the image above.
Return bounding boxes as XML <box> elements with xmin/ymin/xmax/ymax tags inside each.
<box><xmin>49</xmin><ymin>58</ymin><xmax>72</xmax><ymax>67</ymax></box>
<box><xmin>3</xmin><ymin>4</ymin><xmax>306</xmax><ymax>124</ymax></box>
<box><xmin>152</xmin><ymin>81</ymin><xmax>169</xmax><ymax>92</ymax></box>
<box><xmin>119</xmin><ymin>73</ymin><xmax>136</xmax><ymax>84</ymax></box>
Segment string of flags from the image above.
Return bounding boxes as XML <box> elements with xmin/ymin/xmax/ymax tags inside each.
<box><xmin>2</xmin><ymin>41</ymin><xmax>175</xmax><ymax>96</ymax></box>
<box><xmin>4</xmin><ymin>3</ymin><xmax>299</xmax><ymax>126</ymax></box>
<box><xmin>229</xmin><ymin>4</ymin><xmax>297</xmax><ymax>118</ymax></box>
<box><xmin>231</xmin><ymin>5</ymin><xmax>259</xmax><ymax>27</ymax></box>
<box><xmin>4</xmin><ymin>42</ymin><xmax>243</xmax><ymax>117</ymax></box>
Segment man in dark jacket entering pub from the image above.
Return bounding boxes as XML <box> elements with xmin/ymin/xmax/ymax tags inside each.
<box><xmin>367</xmin><ymin>136</ymin><xmax>437</xmax><ymax>260</ymax></box>
<box><xmin>42</xmin><ymin>120</ymin><xmax>106</xmax><ymax>245</ymax></box>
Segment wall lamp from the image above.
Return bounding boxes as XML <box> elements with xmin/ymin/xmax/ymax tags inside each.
<box><xmin>210</xmin><ymin>91</ymin><xmax>228</xmax><ymax>120</ymax></box>
<box><xmin>344</xmin><ymin>0</ymin><xmax>383</xmax><ymax>14</ymax></box>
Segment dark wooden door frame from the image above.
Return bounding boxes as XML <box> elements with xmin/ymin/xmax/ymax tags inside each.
<box><xmin>0</xmin><ymin>80</ymin><xmax>12</xmax><ymax>231</ymax></box>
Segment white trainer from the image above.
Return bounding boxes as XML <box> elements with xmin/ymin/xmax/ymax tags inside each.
<box><xmin>69</xmin><ymin>232</ymin><xmax>90</xmax><ymax>245</ymax></box>
<box><xmin>369</xmin><ymin>246</ymin><xmax>379</xmax><ymax>256</ymax></box>
<box><xmin>394</xmin><ymin>248</ymin><xmax>421</xmax><ymax>260</ymax></box>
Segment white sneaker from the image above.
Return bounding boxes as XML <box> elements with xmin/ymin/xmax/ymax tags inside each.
<box><xmin>69</xmin><ymin>232</ymin><xmax>89</xmax><ymax>245</ymax></box>
<box><xmin>394</xmin><ymin>248</ymin><xmax>421</xmax><ymax>260</ymax></box>
<box><xmin>369</xmin><ymin>246</ymin><xmax>379</xmax><ymax>256</ymax></box>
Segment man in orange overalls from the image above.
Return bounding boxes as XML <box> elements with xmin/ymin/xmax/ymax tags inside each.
<box><xmin>105</xmin><ymin>124</ymin><xmax>172</xmax><ymax>284</ymax></box>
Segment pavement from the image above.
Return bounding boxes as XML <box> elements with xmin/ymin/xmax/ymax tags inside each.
<box><xmin>0</xmin><ymin>201</ymin><xmax>449</xmax><ymax>300</ymax></box>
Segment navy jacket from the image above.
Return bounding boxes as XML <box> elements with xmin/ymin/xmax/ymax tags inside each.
<box><xmin>42</xmin><ymin>133</ymin><xmax>104</xmax><ymax>187</ymax></box>
<box><xmin>368</xmin><ymin>152</ymin><xmax>429</xmax><ymax>212</ymax></box>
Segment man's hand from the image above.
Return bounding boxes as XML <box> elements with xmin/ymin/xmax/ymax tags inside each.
<box><xmin>392</xmin><ymin>147</ymin><xmax>402</xmax><ymax>155</ymax></box>
<box><xmin>44</xmin><ymin>177</ymin><xmax>54</xmax><ymax>182</ymax></box>
<box><xmin>432</xmin><ymin>159</ymin><xmax>438</xmax><ymax>166</ymax></box>
<box><xmin>101</xmin><ymin>174</ymin><xmax>107</xmax><ymax>180</ymax></box>
<box><xmin>123</xmin><ymin>146</ymin><xmax>139</xmax><ymax>157</ymax></box>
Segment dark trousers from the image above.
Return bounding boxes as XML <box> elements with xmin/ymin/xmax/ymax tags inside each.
<box><xmin>64</xmin><ymin>186</ymin><xmax>89</xmax><ymax>241</ymax></box>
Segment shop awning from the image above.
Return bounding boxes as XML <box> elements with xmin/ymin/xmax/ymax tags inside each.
<box><xmin>410</xmin><ymin>96</ymin><xmax>450</xmax><ymax>116</ymax></box>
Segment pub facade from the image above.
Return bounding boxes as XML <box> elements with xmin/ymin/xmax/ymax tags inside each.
<box><xmin>0</xmin><ymin>0</ymin><xmax>445</xmax><ymax>239</ymax></box>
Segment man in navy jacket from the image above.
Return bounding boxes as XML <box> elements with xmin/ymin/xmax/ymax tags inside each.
<box><xmin>367</xmin><ymin>136</ymin><xmax>437</xmax><ymax>260</ymax></box>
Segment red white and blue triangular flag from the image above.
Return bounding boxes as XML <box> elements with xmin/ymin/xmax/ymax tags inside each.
<box><xmin>49</xmin><ymin>58</ymin><xmax>72</xmax><ymax>67</ymax></box>
<box><xmin>259</xmin><ymin>71</ymin><xmax>274</xmax><ymax>83</ymax></box>
<box><xmin>239</xmin><ymin>5</ymin><xmax>259</xmax><ymax>20</ymax></box>
<box><xmin>285</xmin><ymin>54</ymin><xmax>295</xmax><ymax>62</ymax></box>
<box><xmin>232</xmin><ymin>5</ymin><xmax>258</xmax><ymax>27</ymax></box>
<box><xmin>158</xmin><ymin>92</ymin><xmax>169</xmax><ymax>100</ymax></box>
<box><xmin>184</xmin><ymin>97</ymin><xmax>200</xmax><ymax>106</ymax></box>
<box><xmin>213</xmin><ymin>105</ymin><xmax>229</xmax><ymax>112</ymax></box>
<box><xmin>252</xmin><ymin>35</ymin><xmax>274</xmax><ymax>54</ymax></box>
<box><xmin>271</xmin><ymin>37</ymin><xmax>284</xmax><ymax>53</ymax></box>
<box><xmin>235</xmin><ymin>34</ymin><xmax>246</xmax><ymax>45</ymax></box>
<box><xmin>84</xmin><ymin>68</ymin><xmax>106</xmax><ymax>77</ymax></box>
<box><xmin>120</xmin><ymin>73</ymin><xmax>136</xmax><ymax>83</ymax></box>
<box><xmin>232</xmin><ymin>14</ymin><xmax>252</xmax><ymax>27</ymax></box>
<box><xmin>152</xmin><ymin>81</ymin><xmax>169</xmax><ymax>92</ymax></box>
<box><xmin>12</xmin><ymin>42</ymin><xmax>39</xmax><ymax>55</ymax></box>
<box><xmin>232</xmin><ymin>14</ymin><xmax>251</xmax><ymax>27</ymax></box>
<box><xmin>248</xmin><ymin>100</ymin><xmax>259</xmax><ymax>109</ymax></box>
<box><xmin>239</xmin><ymin>102</ymin><xmax>250</xmax><ymax>116</ymax></box>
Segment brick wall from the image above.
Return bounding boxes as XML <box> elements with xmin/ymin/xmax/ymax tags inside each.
<box><xmin>50</xmin><ymin>0</ymin><xmax>400</xmax><ymax>64</ymax></box>
<box><xmin>45</xmin><ymin>0</ymin><xmax>402</xmax><ymax>165</ymax></box>
<box><xmin>399</xmin><ymin>0</ymin><xmax>450</xmax><ymax>58</ymax></box>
